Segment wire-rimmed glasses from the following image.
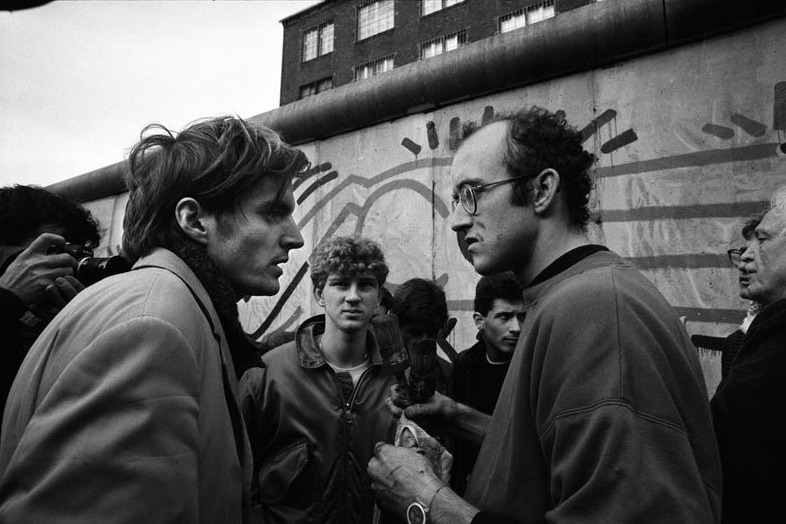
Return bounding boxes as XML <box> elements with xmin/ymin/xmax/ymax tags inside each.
<box><xmin>451</xmin><ymin>173</ymin><xmax>535</xmax><ymax>216</ymax></box>
<box><xmin>726</xmin><ymin>247</ymin><xmax>746</xmax><ymax>266</ymax></box>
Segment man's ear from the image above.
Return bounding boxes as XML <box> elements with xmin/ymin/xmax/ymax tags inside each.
<box><xmin>531</xmin><ymin>168</ymin><xmax>561</xmax><ymax>215</ymax></box>
<box><xmin>313</xmin><ymin>285</ymin><xmax>325</xmax><ymax>307</ymax></box>
<box><xmin>473</xmin><ymin>312</ymin><xmax>485</xmax><ymax>331</ymax></box>
<box><xmin>175</xmin><ymin>198</ymin><xmax>208</xmax><ymax>246</ymax></box>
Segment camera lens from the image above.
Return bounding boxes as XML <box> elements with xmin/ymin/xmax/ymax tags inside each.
<box><xmin>76</xmin><ymin>256</ymin><xmax>131</xmax><ymax>286</ymax></box>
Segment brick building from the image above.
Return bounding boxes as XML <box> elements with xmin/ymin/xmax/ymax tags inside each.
<box><xmin>280</xmin><ymin>0</ymin><xmax>598</xmax><ymax>105</ymax></box>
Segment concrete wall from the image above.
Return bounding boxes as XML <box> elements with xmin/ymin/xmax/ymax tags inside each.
<box><xmin>72</xmin><ymin>15</ymin><xmax>786</xmax><ymax>396</ymax></box>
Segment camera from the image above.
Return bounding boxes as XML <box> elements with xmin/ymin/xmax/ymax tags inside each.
<box><xmin>47</xmin><ymin>243</ymin><xmax>131</xmax><ymax>286</ymax></box>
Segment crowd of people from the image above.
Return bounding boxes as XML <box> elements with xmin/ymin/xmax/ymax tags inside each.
<box><xmin>0</xmin><ymin>106</ymin><xmax>783</xmax><ymax>523</ymax></box>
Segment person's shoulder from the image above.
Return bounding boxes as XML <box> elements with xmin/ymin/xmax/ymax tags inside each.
<box><xmin>456</xmin><ymin>342</ymin><xmax>485</xmax><ymax>365</ymax></box>
<box><xmin>260</xmin><ymin>339</ymin><xmax>298</xmax><ymax>366</ymax></box>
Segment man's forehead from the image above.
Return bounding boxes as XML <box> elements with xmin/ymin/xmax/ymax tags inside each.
<box><xmin>327</xmin><ymin>271</ymin><xmax>377</xmax><ymax>281</ymax></box>
<box><xmin>758</xmin><ymin>210</ymin><xmax>786</xmax><ymax>235</ymax></box>
<box><xmin>451</xmin><ymin>121</ymin><xmax>509</xmax><ymax>186</ymax></box>
<box><xmin>490</xmin><ymin>298</ymin><xmax>525</xmax><ymax>312</ymax></box>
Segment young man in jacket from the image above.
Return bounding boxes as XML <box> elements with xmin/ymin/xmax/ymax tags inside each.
<box><xmin>240</xmin><ymin>236</ymin><xmax>397</xmax><ymax>523</ymax></box>
<box><xmin>450</xmin><ymin>271</ymin><xmax>525</xmax><ymax>495</ymax></box>
<box><xmin>368</xmin><ymin>106</ymin><xmax>721</xmax><ymax>523</ymax></box>
<box><xmin>0</xmin><ymin>116</ymin><xmax>307</xmax><ymax>523</ymax></box>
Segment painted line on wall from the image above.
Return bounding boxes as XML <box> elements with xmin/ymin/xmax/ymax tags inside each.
<box><xmin>596</xmin><ymin>201</ymin><xmax>769</xmax><ymax>222</ymax></box>
<box><xmin>594</xmin><ymin>142</ymin><xmax>780</xmax><ymax>178</ymax></box>
<box><xmin>296</xmin><ymin>171</ymin><xmax>338</xmax><ymax>205</ymax></box>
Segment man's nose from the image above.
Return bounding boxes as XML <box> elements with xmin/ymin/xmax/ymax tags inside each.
<box><xmin>346</xmin><ymin>284</ymin><xmax>361</xmax><ymax>302</ymax></box>
<box><xmin>281</xmin><ymin>217</ymin><xmax>305</xmax><ymax>250</ymax></box>
<box><xmin>450</xmin><ymin>202</ymin><xmax>471</xmax><ymax>232</ymax></box>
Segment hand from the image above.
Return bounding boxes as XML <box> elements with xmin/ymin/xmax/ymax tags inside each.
<box><xmin>0</xmin><ymin>233</ymin><xmax>76</xmax><ymax>308</ymax></box>
<box><xmin>29</xmin><ymin>276</ymin><xmax>85</xmax><ymax>321</ymax></box>
<box><xmin>368</xmin><ymin>442</ymin><xmax>445</xmax><ymax>515</ymax></box>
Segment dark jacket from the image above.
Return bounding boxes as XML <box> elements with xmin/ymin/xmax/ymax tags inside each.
<box><xmin>0</xmin><ymin>288</ymin><xmax>26</xmax><ymax>428</ymax></box>
<box><xmin>711</xmin><ymin>298</ymin><xmax>786</xmax><ymax>524</ymax></box>
<box><xmin>240</xmin><ymin>315</ymin><xmax>397</xmax><ymax>524</ymax></box>
<box><xmin>451</xmin><ymin>339</ymin><xmax>510</xmax><ymax>495</ymax></box>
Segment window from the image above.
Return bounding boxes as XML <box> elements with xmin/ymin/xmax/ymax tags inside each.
<box><xmin>358</xmin><ymin>0</ymin><xmax>394</xmax><ymax>41</ymax></box>
<box><xmin>420</xmin><ymin>30</ymin><xmax>466</xmax><ymax>59</ymax></box>
<box><xmin>499</xmin><ymin>9</ymin><xmax>526</xmax><ymax>33</ymax></box>
<box><xmin>498</xmin><ymin>1</ymin><xmax>555</xmax><ymax>33</ymax></box>
<box><xmin>354</xmin><ymin>54</ymin><xmax>395</xmax><ymax>81</ymax></box>
<box><xmin>299</xmin><ymin>77</ymin><xmax>333</xmax><ymax>99</ymax></box>
<box><xmin>422</xmin><ymin>0</ymin><xmax>464</xmax><ymax>17</ymax></box>
<box><xmin>526</xmin><ymin>0</ymin><xmax>555</xmax><ymax>24</ymax></box>
<box><xmin>302</xmin><ymin>21</ymin><xmax>334</xmax><ymax>62</ymax></box>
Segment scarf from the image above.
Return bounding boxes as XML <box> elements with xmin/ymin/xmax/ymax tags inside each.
<box><xmin>168</xmin><ymin>240</ymin><xmax>262</xmax><ymax>377</ymax></box>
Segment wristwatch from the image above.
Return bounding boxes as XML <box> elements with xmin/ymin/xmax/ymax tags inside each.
<box><xmin>406</xmin><ymin>501</ymin><xmax>428</xmax><ymax>524</ymax></box>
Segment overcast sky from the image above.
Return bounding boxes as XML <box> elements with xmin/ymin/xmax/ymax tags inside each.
<box><xmin>0</xmin><ymin>0</ymin><xmax>321</xmax><ymax>188</ymax></box>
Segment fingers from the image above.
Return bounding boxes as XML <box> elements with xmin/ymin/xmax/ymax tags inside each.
<box><xmin>27</xmin><ymin>232</ymin><xmax>66</xmax><ymax>253</ymax></box>
<box><xmin>45</xmin><ymin>276</ymin><xmax>83</xmax><ymax>309</ymax></box>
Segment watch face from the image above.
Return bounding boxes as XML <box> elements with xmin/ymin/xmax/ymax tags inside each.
<box><xmin>407</xmin><ymin>502</ymin><xmax>427</xmax><ymax>524</ymax></box>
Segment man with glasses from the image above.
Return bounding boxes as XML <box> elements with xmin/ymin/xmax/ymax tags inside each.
<box><xmin>369</xmin><ymin>106</ymin><xmax>721</xmax><ymax>523</ymax></box>
<box><xmin>711</xmin><ymin>186</ymin><xmax>786</xmax><ymax>523</ymax></box>
<box><xmin>720</xmin><ymin>213</ymin><xmax>764</xmax><ymax>382</ymax></box>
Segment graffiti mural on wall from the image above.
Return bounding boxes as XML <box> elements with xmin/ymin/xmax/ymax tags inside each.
<box><xmin>247</xmin><ymin>104</ymin><xmax>644</xmax><ymax>338</ymax></box>
<box><xmin>244</xmin><ymin>80</ymin><xmax>786</xmax><ymax>340</ymax></box>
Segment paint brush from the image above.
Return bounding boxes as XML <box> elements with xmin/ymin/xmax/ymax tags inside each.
<box><xmin>371</xmin><ymin>313</ymin><xmax>411</xmax><ymax>406</ymax></box>
<box><xmin>408</xmin><ymin>338</ymin><xmax>437</xmax><ymax>404</ymax></box>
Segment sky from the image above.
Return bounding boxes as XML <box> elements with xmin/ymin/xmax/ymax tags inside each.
<box><xmin>0</xmin><ymin>0</ymin><xmax>322</xmax><ymax>188</ymax></box>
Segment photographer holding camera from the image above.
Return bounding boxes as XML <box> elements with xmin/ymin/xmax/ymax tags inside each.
<box><xmin>0</xmin><ymin>184</ymin><xmax>101</xmax><ymax>424</ymax></box>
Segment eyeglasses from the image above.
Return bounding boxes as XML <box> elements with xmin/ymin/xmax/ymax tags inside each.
<box><xmin>726</xmin><ymin>247</ymin><xmax>746</xmax><ymax>266</ymax></box>
<box><xmin>451</xmin><ymin>173</ymin><xmax>534</xmax><ymax>216</ymax></box>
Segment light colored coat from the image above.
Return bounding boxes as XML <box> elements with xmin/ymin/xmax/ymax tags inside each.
<box><xmin>0</xmin><ymin>248</ymin><xmax>252</xmax><ymax>523</ymax></box>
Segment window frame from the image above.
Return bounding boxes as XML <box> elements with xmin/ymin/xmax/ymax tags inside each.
<box><xmin>357</xmin><ymin>0</ymin><xmax>395</xmax><ymax>42</ymax></box>
<box><xmin>299</xmin><ymin>76</ymin><xmax>334</xmax><ymax>100</ymax></box>
<box><xmin>302</xmin><ymin>20</ymin><xmax>335</xmax><ymax>63</ymax></box>
<box><xmin>419</xmin><ymin>29</ymin><xmax>467</xmax><ymax>60</ymax></box>
<box><xmin>353</xmin><ymin>54</ymin><xmax>396</xmax><ymax>81</ymax></box>
<box><xmin>421</xmin><ymin>0</ymin><xmax>465</xmax><ymax>18</ymax></box>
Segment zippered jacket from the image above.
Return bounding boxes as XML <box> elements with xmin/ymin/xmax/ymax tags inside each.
<box><xmin>240</xmin><ymin>315</ymin><xmax>397</xmax><ymax>523</ymax></box>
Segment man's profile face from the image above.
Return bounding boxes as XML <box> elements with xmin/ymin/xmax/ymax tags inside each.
<box><xmin>316</xmin><ymin>271</ymin><xmax>379</xmax><ymax>333</ymax></box>
<box><xmin>450</xmin><ymin>122</ymin><xmax>536</xmax><ymax>276</ymax></box>
<box><xmin>737</xmin><ymin>236</ymin><xmax>758</xmax><ymax>300</ymax></box>
<box><xmin>475</xmin><ymin>298</ymin><xmax>525</xmax><ymax>358</ymax></box>
<box><xmin>746</xmin><ymin>209</ymin><xmax>786</xmax><ymax>305</ymax></box>
<box><xmin>204</xmin><ymin>177</ymin><xmax>304</xmax><ymax>297</ymax></box>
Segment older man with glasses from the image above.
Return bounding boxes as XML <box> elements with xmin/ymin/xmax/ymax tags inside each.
<box><xmin>712</xmin><ymin>187</ymin><xmax>786</xmax><ymax>523</ymax></box>
<box><xmin>368</xmin><ymin>106</ymin><xmax>721</xmax><ymax>524</ymax></box>
<box><xmin>719</xmin><ymin>213</ymin><xmax>765</xmax><ymax>383</ymax></box>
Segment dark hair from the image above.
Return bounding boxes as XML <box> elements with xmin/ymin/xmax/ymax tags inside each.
<box><xmin>464</xmin><ymin>106</ymin><xmax>596</xmax><ymax>229</ymax></box>
<box><xmin>0</xmin><ymin>185</ymin><xmax>101</xmax><ymax>248</ymax></box>
<box><xmin>122</xmin><ymin>116</ymin><xmax>309</xmax><ymax>261</ymax></box>
<box><xmin>474</xmin><ymin>272</ymin><xmax>522</xmax><ymax>316</ymax></box>
<box><xmin>741</xmin><ymin>212</ymin><xmax>765</xmax><ymax>239</ymax></box>
<box><xmin>309</xmin><ymin>236</ymin><xmax>389</xmax><ymax>292</ymax></box>
<box><xmin>379</xmin><ymin>286</ymin><xmax>394</xmax><ymax>312</ymax></box>
<box><xmin>391</xmin><ymin>278</ymin><xmax>448</xmax><ymax>337</ymax></box>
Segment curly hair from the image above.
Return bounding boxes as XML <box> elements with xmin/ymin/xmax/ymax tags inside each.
<box><xmin>391</xmin><ymin>278</ymin><xmax>448</xmax><ymax>337</ymax></box>
<box><xmin>309</xmin><ymin>236</ymin><xmax>389</xmax><ymax>292</ymax></box>
<box><xmin>0</xmin><ymin>185</ymin><xmax>101</xmax><ymax>248</ymax></box>
<box><xmin>122</xmin><ymin>116</ymin><xmax>309</xmax><ymax>261</ymax></box>
<box><xmin>464</xmin><ymin>106</ymin><xmax>596</xmax><ymax>229</ymax></box>
<box><xmin>474</xmin><ymin>272</ymin><xmax>522</xmax><ymax>316</ymax></box>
